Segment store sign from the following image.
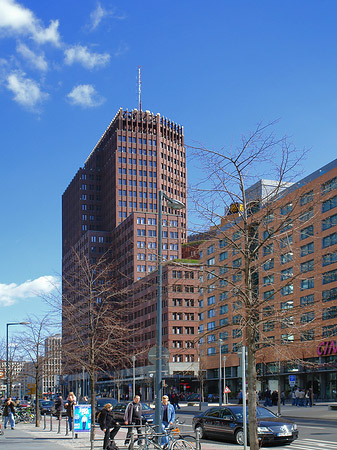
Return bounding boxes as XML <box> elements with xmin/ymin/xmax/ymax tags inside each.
<box><xmin>317</xmin><ymin>340</ymin><xmax>337</xmax><ymax>356</ymax></box>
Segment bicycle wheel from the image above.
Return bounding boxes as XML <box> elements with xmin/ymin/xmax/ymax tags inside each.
<box><xmin>171</xmin><ymin>438</ymin><xmax>195</xmax><ymax>450</ymax></box>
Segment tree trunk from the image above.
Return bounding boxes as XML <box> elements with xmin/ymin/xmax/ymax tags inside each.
<box><xmin>247</xmin><ymin>325</ymin><xmax>258</xmax><ymax>450</ymax></box>
<box><xmin>90</xmin><ymin>374</ymin><xmax>95</xmax><ymax>450</ymax></box>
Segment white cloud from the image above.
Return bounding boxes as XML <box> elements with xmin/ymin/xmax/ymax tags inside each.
<box><xmin>0</xmin><ymin>0</ymin><xmax>61</xmax><ymax>46</ymax></box>
<box><xmin>64</xmin><ymin>44</ymin><xmax>110</xmax><ymax>69</ymax></box>
<box><xmin>16</xmin><ymin>42</ymin><xmax>48</xmax><ymax>71</ymax></box>
<box><xmin>88</xmin><ymin>2</ymin><xmax>125</xmax><ymax>31</ymax></box>
<box><xmin>0</xmin><ymin>275</ymin><xmax>59</xmax><ymax>307</ymax></box>
<box><xmin>6</xmin><ymin>70</ymin><xmax>49</xmax><ymax>110</ymax></box>
<box><xmin>67</xmin><ymin>84</ymin><xmax>105</xmax><ymax>108</ymax></box>
<box><xmin>89</xmin><ymin>2</ymin><xmax>105</xmax><ymax>31</ymax></box>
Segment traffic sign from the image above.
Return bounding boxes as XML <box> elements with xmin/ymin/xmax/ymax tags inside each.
<box><xmin>148</xmin><ymin>347</ymin><xmax>169</xmax><ymax>364</ymax></box>
<box><xmin>289</xmin><ymin>375</ymin><xmax>296</xmax><ymax>387</ymax></box>
<box><xmin>224</xmin><ymin>386</ymin><xmax>231</xmax><ymax>393</ymax></box>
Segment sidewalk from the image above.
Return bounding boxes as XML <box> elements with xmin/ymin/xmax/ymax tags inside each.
<box><xmin>4</xmin><ymin>403</ymin><xmax>336</xmax><ymax>450</ymax></box>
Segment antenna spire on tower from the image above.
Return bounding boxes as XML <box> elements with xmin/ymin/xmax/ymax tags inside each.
<box><xmin>138</xmin><ymin>66</ymin><xmax>142</xmax><ymax>112</ymax></box>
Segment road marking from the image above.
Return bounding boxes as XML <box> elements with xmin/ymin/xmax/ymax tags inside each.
<box><xmin>263</xmin><ymin>439</ymin><xmax>337</xmax><ymax>450</ymax></box>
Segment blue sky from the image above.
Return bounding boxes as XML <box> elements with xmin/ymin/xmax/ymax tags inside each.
<box><xmin>1</xmin><ymin>0</ymin><xmax>337</xmax><ymax>338</ymax></box>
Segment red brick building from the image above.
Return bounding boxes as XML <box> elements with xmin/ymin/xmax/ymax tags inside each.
<box><xmin>198</xmin><ymin>158</ymin><xmax>337</xmax><ymax>401</ymax></box>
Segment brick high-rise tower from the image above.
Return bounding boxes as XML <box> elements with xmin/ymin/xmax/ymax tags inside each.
<box><xmin>62</xmin><ymin>109</ymin><xmax>187</xmax><ymax>286</ymax></box>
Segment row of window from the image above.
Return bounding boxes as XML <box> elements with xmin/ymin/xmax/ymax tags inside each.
<box><xmin>118</xmin><ymin>204</ymin><xmax>157</xmax><ymax>216</ymax></box>
<box><xmin>118</xmin><ymin>136</ymin><xmax>157</xmax><ymax>145</ymax></box>
<box><xmin>118</xmin><ymin>147</ymin><xmax>157</xmax><ymax>157</ymax></box>
<box><xmin>118</xmin><ymin>171</ymin><xmax>157</xmax><ymax>181</ymax></box>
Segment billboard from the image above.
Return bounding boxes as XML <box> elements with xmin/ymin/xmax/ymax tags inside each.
<box><xmin>74</xmin><ymin>405</ymin><xmax>91</xmax><ymax>432</ymax></box>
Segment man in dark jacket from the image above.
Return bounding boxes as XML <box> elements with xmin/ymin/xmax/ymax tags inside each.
<box><xmin>99</xmin><ymin>403</ymin><xmax>120</xmax><ymax>449</ymax></box>
<box><xmin>124</xmin><ymin>395</ymin><xmax>143</xmax><ymax>446</ymax></box>
<box><xmin>54</xmin><ymin>395</ymin><xmax>64</xmax><ymax>420</ymax></box>
<box><xmin>3</xmin><ymin>397</ymin><xmax>16</xmax><ymax>429</ymax></box>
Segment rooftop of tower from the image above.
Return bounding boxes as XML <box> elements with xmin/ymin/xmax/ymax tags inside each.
<box><xmin>84</xmin><ymin>108</ymin><xmax>184</xmax><ymax>165</ymax></box>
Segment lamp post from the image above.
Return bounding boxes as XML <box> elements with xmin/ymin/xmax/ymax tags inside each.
<box><xmin>154</xmin><ymin>190</ymin><xmax>185</xmax><ymax>433</ymax></box>
<box><xmin>223</xmin><ymin>355</ymin><xmax>227</xmax><ymax>404</ymax></box>
<box><xmin>218</xmin><ymin>339</ymin><xmax>223</xmax><ymax>407</ymax></box>
<box><xmin>6</xmin><ymin>322</ymin><xmax>30</xmax><ymax>397</ymax></box>
<box><xmin>132</xmin><ymin>355</ymin><xmax>136</xmax><ymax>398</ymax></box>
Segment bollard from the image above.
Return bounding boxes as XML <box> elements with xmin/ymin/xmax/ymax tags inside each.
<box><xmin>130</xmin><ymin>430</ymin><xmax>134</xmax><ymax>450</ymax></box>
<box><xmin>49</xmin><ymin>413</ymin><xmax>53</xmax><ymax>431</ymax></box>
<box><xmin>57</xmin><ymin>416</ymin><xmax>61</xmax><ymax>434</ymax></box>
<box><xmin>43</xmin><ymin>413</ymin><xmax>46</xmax><ymax>430</ymax></box>
<box><xmin>196</xmin><ymin>428</ymin><xmax>201</xmax><ymax>450</ymax></box>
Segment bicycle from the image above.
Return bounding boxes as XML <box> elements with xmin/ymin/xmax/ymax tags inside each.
<box><xmin>138</xmin><ymin>421</ymin><xmax>195</xmax><ymax>450</ymax></box>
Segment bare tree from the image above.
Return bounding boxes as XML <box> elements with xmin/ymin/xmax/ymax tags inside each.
<box><xmin>61</xmin><ymin>250</ymin><xmax>134</xmax><ymax>448</ymax></box>
<box><xmin>189</xmin><ymin>122</ymin><xmax>307</xmax><ymax>449</ymax></box>
<box><xmin>17</xmin><ymin>314</ymin><xmax>52</xmax><ymax>427</ymax></box>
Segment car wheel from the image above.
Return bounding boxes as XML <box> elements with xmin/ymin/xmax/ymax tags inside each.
<box><xmin>195</xmin><ymin>424</ymin><xmax>206</xmax><ymax>439</ymax></box>
<box><xmin>235</xmin><ymin>428</ymin><xmax>245</xmax><ymax>445</ymax></box>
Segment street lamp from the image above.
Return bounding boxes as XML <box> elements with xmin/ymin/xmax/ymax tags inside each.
<box><xmin>218</xmin><ymin>339</ymin><xmax>223</xmax><ymax>407</ymax></box>
<box><xmin>223</xmin><ymin>355</ymin><xmax>227</xmax><ymax>404</ymax></box>
<box><xmin>6</xmin><ymin>322</ymin><xmax>30</xmax><ymax>397</ymax></box>
<box><xmin>154</xmin><ymin>191</ymin><xmax>185</xmax><ymax>433</ymax></box>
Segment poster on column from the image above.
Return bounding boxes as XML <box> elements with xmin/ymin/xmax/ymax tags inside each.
<box><xmin>74</xmin><ymin>405</ymin><xmax>91</xmax><ymax>432</ymax></box>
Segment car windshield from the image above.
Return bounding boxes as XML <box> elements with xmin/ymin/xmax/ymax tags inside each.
<box><xmin>141</xmin><ymin>403</ymin><xmax>152</xmax><ymax>411</ymax></box>
<box><xmin>97</xmin><ymin>398</ymin><xmax>116</xmax><ymax>408</ymax></box>
<box><xmin>41</xmin><ymin>401</ymin><xmax>54</xmax><ymax>407</ymax></box>
<box><xmin>233</xmin><ymin>407</ymin><xmax>277</xmax><ymax>420</ymax></box>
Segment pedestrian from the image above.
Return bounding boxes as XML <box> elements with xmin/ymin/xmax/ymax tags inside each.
<box><xmin>271</xmin><ymin>390</ymin><xmax>278</xmax><ymax>406</ymax></box>
<box><xmin>64</xmin><ymin>392</ymin><xmax>76</xmax><ymax>432</ymax></box>
<box><xmin>264</xmin><ymin>388</ymin><xmax>272</xmax><ymax>407</ymax></box>
<box><xmin>291</xmin><ymin>390</ymin><xmax>296</xmax><ymax>406</ymax></box>
<box><xmin>298</xmin><ymin>389</ymin><xmax>305</xmax><ymax>407</ymax></box>
<box><xmin>124</xmin><ymin>395</ymin><xmax>143</xmax><ymax>446</ymax></box>
<box><xmin>171</xmin><ymin>393</ymin><xmax>180</xmax><ymax>410</ymax></box>
<box><xmin>98</xmin><ymin>403</ymin><xmax>120</xmax><ymax>450</ymax></box>
<box><xmin>3</xmin><ymin>397</ymin><xmax>16</xmax><ymax>429</ymax></box>
<box><xmin>295</xmin><ymin>387</ymin><xmax>300</xmax><ymax>406</ymax></box>
<box><xmin>54</xmin><ymin>395</ymin><xmax>64</xmax><ymax>420</ymax></box>
<box><xmin>307</xmin><ymin>387</ymin><xmax>313</xmax><ymax>407</ymax></box>
<box><xmin>161</xmin><ymin>395</ymin><xmax>175</xmax><ymax>448</ymax></box>
<box><xmin>238</xmin><ymin>390</ymin><xmax>243</xmax><ymax>404</ymax></box>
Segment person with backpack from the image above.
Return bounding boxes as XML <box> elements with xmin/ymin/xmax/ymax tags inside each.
<box><xmin>3</xmin><ymin>397</ymin><xmax>15</xmax><ymax>429</ymax></box>
<box><xmin>98</xmin><ymin>403</ymin><xmax>120</xmax><ymax>450</ymax></box>
<box><xmin>124</xmin><ymin>395</ymin><xmax>143</xmax><ymax>446</ymax></box>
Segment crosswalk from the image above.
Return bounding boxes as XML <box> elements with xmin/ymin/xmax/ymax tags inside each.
<box><xmin>264</xmin><ymin>439</ymin><xmax>337</xmax><ymax>450</ymax></box>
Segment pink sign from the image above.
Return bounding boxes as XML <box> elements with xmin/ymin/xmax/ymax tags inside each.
<box><xmin>317</xmin><ymin>340</ymin><xmax>337</xmax><ymax>356</ymax></box>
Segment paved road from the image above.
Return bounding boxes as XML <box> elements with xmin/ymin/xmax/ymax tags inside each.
<box><xmin>1</xmin><ymin>402</ymin><xmax>336</xmax><ymax>449</ymax></box>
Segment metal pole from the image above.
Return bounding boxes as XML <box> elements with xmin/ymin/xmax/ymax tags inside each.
<box><xmin>218</xmin><ymin>339</ymin><xmax>222</xmax><ymax>407</ymax></box>
<box><xmin>132</xmin><ymin>355</ymin><xmax>136</xmax><ymax>398</ymax></box>
<box><xmin>154</xmin><ymin>190</ymin><xmax>163</xmax><ymax>433</ymax></box>
<box><xmin>242</xmin><ymin>346</ymin><xmax>247</xmax><ymax>450</ymax></box>
<box><xmin>6</xmin><ymin>324</ymin><xmax>9</xmax><ymax>398</ymax></box>
<box><xmin>223</xmin><ymin>356</ymin><xmax>226</xmax><ymax>405</ymax></box>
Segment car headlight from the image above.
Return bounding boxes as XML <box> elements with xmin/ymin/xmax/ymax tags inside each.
<box><xmin>292</xmin><ymin>424</ymin><xmax>297</xmax><ymax>431</ymax></box>
<box><xmin>257</xmin><ymin>426</ymin><xmax>272</xmax><ymax>433</ymax></box>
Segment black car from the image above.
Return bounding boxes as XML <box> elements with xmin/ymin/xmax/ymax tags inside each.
<box><xmin>192</xmin><ymin>405</ymin><xmax>298</xmax><ymax>445</ymax></box>
<box><xmin>95</xmin><ymin>397</ymin><xmax>118</xmax><ymax>420</ymax></box>
<box><xmin>111</xmin><ymin>402</ymin><xmax>154</xmax><ymax>424</ymax></box>
<box><xmin>40</xmin><ymin>400</ymin><xmax>56</xmax><ymax>415</ymax></box>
